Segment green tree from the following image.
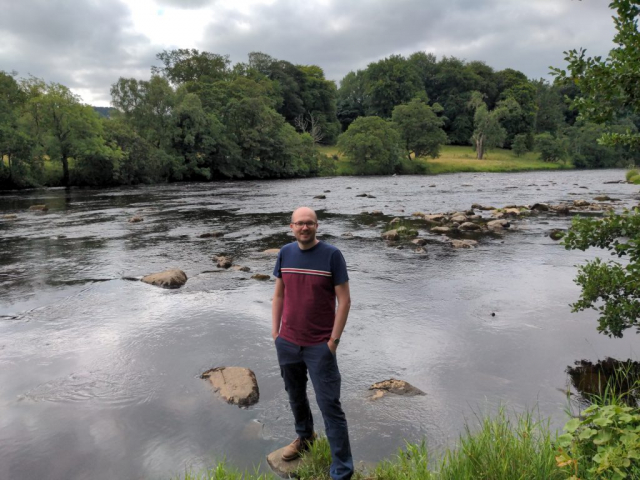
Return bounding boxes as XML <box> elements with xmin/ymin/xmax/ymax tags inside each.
<box><xmin>468</xmin><ymin>92</ymin><xmax>519</xmax><ymax>159</ymax></box>
<box><xmin>563</xmin><ymin>210</ymin><xmax>640</xmax><ymax>337</ymax></box>
<box><xmin>391</xmin><ymin>97</ymin><xmax>447</xmax><ymax>161</ymax></box>
<box><xmin>552</xmin><ymin>0</ymin><xmax>640</xmax><ymax>148</ymax></box>
<box><xmin>152</xmin><ymin>49</ymin><xmax>231</xmax><ymax>85</ymax></box>
<box><xmin>336</xmin><ymin>70</ymin><xmax>367</xmax><ymax>131</ymax></box>
<box><xmin>535</xmin><ymin>132</ymin><xmax>567</xmax><ymax>163</ymax></box>
<box><xmin>364</xmin><ymin>55</ymin><xmax>423</xmax><ymax>118</ymax></box>
<box><xmin>337</xmin><ymin>116</ymin><xmax>403</xmax><ymax>175</ymax></box>
<box><xmin>567</xmin><ymin>120</ymin><xmax>634</xmax><ymax>168</ymax></box>
<box><xmin>512</xmin><ymin>133</ymin><xmax>529</xmax><ymax>157</ymax></box>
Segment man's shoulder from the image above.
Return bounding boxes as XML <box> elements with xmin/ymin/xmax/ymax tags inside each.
<box><xmin>317</xmin><ymin>241</ymin><xmax>341</xmax><ymax>254</ymax></box>
<box><xmin>279</xmin><ymin>242</ymin><xmax>297</xmax><ymax>253</ymax></box>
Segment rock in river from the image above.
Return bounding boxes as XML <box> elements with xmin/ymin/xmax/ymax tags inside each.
<box><xmin>450</xmin><ymin>239</ymin><xmax>478</xmax><ymax>249</ymax></box>
<box><xmin>201</xmin><ymin>367</ymin><xmax>259</xmax><ymax>407</ymax></box>
<box><xmin>128</xmin><ymin>216</ymin><xmax>143</xmax><ymax>223</ymax></box>
<box><xmin>549</xmin><ymin>229</ymin><xmax>565</xmax><ymax>241</ymax></box>
<box><xmin>369</xmin><ymin>378</ymin><xmax>425</xmax><ymax>398</ymax></box>
<box><xmin>199</xmin><ymin>232</ymin><xmax>224</xmax><ymax>238</ymax></box>
<box><xmin>251</xmin><ymin>273</ymin><xmax>270</xmax><ymax>281</ymax></box>
<box><xmin>431</xmin><ymin>226</ymin><xmax>451</xmax><ymax>234</ymax></box>
<box><xmin>141</xmin><ymin>269</ymin><xmax>188</xmax><ymax>288</ymax></box>
<box><xmin>262</xmin><ymin>249</ymin><xmax>280</xmax><ymax>255</ymax></box>
<box><xmin>215</xmin><ymin>256</ymin><xmax>233</xmax><ymax>269</ymax></box>
<box><xmin>381</xmin><ymin>229</ymin><xmax>399</xmax><ymax>241</ymax></box>
<box><xmin>28</xmin><ymin>204</ymin><xmax>48</xmax><ymax>212</ymax></box>
<box><xmin>487</xmin><ymin>219</ymin><xmax>510</xmax><ymax>230</ymax></box>
<box><xmin>459</xmin><ymin>222</ymin><xmax>481</xmax><ymax>231</ymax></box>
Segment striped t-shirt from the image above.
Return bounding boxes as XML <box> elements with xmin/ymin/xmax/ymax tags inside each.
<box><xmin>273</xmin><ymin>241</ymin><xmax>349</xmax><ymax>346</ymax></box>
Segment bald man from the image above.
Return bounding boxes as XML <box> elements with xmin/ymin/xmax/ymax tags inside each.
<box><xmin>272</xmin><ymin>207</ymin><xmax>353</xmax><ymax>480</ymax></box>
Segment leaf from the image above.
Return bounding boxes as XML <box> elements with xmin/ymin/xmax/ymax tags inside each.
<box><xmin>578</xmin><ymin>427</ymin><xmax>598</xmax><ymax>440</ymax></box>
<box><xmin>593</xmin><ymin>430</ymin><xmax>613</xmax><ymax>445</ymax></box>
<box><xmin>557</xmin><ymin>433</ymin><xmax>574</xmax><ymax>447</ymax></box>
<box><xmin>565</xmin><ymin>417</ymin><xmax>581</xmax><ymax>433</ymax></box>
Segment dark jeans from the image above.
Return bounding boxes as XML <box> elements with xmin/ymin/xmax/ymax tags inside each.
<box><xmin>275</xmin><ymin>336</ymin><xmax>353</xmax><ymax>480</ymax></box>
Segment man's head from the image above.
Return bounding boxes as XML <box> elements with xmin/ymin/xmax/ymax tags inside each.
<box><xmin>290</xmin><ymin>207</ymin><xmax>319</xmax><ymax>248</ymax></box>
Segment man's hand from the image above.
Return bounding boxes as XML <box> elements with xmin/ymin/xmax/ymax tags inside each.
<box><xmin>327</xmin><ymin>339</ymin><xmax>338</xmax><ymax>354</ymax></box>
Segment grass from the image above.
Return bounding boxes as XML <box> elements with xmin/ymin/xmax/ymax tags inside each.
<box><xmin>175</xmin><ymin>409</ymin><xmax>563</xmax><ymax>480</ymax></box>
<box><xmin>317</xmin><ymin>145</ymin><xmax>573</xmax><ymax>176</ymax></box>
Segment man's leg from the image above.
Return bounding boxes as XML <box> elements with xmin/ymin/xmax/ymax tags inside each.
<box><xmin>275</xmin><ymin>337</ymin><xmax>314</xmax><ymax>440</ymax></box>
<box><xmin>304</xmin><ymin>343</ymin><xmax>353</xmax><ymax>480</ymax></box>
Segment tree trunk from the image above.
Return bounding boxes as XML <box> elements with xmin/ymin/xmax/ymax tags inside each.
<box><xmin>62</xmin><ymin>156</ymin><xmax>70</xmax><ymax>187</ymax></box>
<box><xmin>476</xmin><ymin>137</ymin><xmax>484</xmax><ymax>160</ymax></box>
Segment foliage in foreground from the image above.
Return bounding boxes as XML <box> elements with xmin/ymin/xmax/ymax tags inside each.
<box><xmin>562</xmin><ymin>209</ymin><xmax>640</xmax><ymax>338</ymax></box>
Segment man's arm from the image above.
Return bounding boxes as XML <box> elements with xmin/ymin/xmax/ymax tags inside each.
<box><xmin>272</xmin><ymin>277</ymin><xmax>285</xmax><ymax>340</ymax></box>
<box><xmin>329</xmin><ymin>281</ymin><xmax>351</xmax><ymax>353</ymax></box>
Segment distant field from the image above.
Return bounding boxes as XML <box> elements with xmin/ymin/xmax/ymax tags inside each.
<box><xmin>317</xmin><ymin>144</ymin><xmax>573</xmax><ymax>175</ymax></box>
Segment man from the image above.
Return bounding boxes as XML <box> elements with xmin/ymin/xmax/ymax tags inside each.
<box><xmin>272</xmin><ymin>206</ymin><xmax>353</xmax><ymax>480</ymax></box>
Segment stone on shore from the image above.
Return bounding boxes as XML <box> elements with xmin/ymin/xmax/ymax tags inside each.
<box><xmin>201</xmin><ymin>367</ymin><xmax>259</xmax><ymax>407</ymax></box>
<box><xmin>28</xmin><ymin>205</ymin><xmax>48</xmax><ymax>211</ymax></box>
<box><xmin>128</xmin><ymin>216</ymin><xmax>143</xmax><ymax>223</ymax></box>
<box><xmin>369</xmin><ymin>378</ymin><xmax>426</xmax><ymax>397</ymax></box>
<box><xmin>141</xmin><ymin>269</ymin><xmax>188</xmax><ymax>289</ymax></box>
<box><xmin>267</xmin><ymin>446</ymin><xmax>313</xmax><ymax>478</ymax></box>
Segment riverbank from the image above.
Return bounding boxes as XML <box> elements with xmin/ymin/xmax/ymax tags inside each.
<box><xmin>317</xmin><ymin>145</ymin><xmax>573</xmax><ymax>175</ymax></box>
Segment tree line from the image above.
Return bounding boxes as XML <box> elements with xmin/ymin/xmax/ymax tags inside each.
<box><xmin>1</xmin><ymin>44</ymin><xmax>638</xmax><ymax>188</ymax></box>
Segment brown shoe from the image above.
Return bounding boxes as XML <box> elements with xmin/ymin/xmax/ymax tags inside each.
<box><xmin>281</xmin><ymin>433</ymin><xmax>317</xmax><ymax>461</ymax></box>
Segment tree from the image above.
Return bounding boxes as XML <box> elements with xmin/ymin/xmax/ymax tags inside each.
<box><xmin>337</xmin><ymin>116</ymin><xmax>403</xmax><ymax>175</ymax></box>
<box><xmin>336</xmin><ymin>70</ymin><xmax>367</xmax><ymax>131</ymax></box>
<box><xmin>512</xmin><ymin>133</ymin><xmax>528</xmax><ymax>157</ymax></box>
<box><xmin>364</xmin><ymin>55</ymin><xmax>423</xmax><ymax>118</ymax></box>
<box><xmin>563</xmin><ymin>210</ymin><xmax>640</xmax><ymax>337</ymax></box>
<box><xmin>551</xmin><ymin>0</ymin><xmax>640</xmax><ymax>148</ymax></box>
<box><xmin>152</xmin><ymin>49</ymin><xmax>231</xmax><ymax>85</ymax></box>
<box><xmin>468</xmin><ymin>92</ymin><xmax>519</xmax><ymax>159</ymax></box>
<box><xmin>391</xmin><ymin>97</ymin><xmax>447</xmax><ymax>161</ymax></box>
<box><xmin>534</xmin><ymin>132</ymin><xmax>567</xmax><ymax>163</ymax></box>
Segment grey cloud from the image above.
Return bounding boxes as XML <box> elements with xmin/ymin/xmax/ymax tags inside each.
<box><xmin>156</xmin><ymin>0</ymin><xmax>216</xmax><ymax>8</ymax></box>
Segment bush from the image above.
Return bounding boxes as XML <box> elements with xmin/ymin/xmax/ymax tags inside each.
<box><xmin>626</xmin><ymin>169</ymin><xmax>639</xmax><ymax>181</ymax></box>
<box><xmin>512</xmin><ymin>134</ymin><xmax>529</xmax><ymax>157</ymax></box>
<box><xmin>631</xmin><ymin>175</ymin><xmax>640</xmax><ymax>185</ymax></box>
<box><xmin>556</xmin><ymin>404</ymin><xmax>640</xmax><ymax>479</ymax></box>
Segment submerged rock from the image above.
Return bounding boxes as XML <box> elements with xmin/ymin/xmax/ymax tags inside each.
<box><xmin>28</xmin><ymin>205</ymin><xmax>48</xmax><ymax>211</ymax></box>
<box><xmin>201</xmin><ymin>367</ymin><xmax>259</xmax><ymax>407</ymax></box>
<box><xmin>471</xmin><ymin>203</ymin><xmax>495</xmax><ymax>211</ymax></box>
<box><xmin>251</xmin><ymin>274</ymin><xmax>270</xmax><ymax>281</ymax></box>
<box><xmin>199</xmin><ymin>232</ymin><xmax>224</xmax><ymax>238</ymax></box>
<box><xmin>141</xmin><ymin>269</ymin><xmax>188</xmax><ymax>289</ymax></box>
<box><xmin>262</xmin><ymin>249</ymin><xmax>280</xmax><ymax>255</ymax></box>
<box><xmin>450</xmin><ymin>239</ymin><xmax>478</xmax><ymax>249</ymax></box>
<box><xmin>593</xmin><ymin>195</ymin><xmax>611</xmax><ymax>202</ymax></box>
<box><xmin>369</xmin><ymin>378</ymin><xmax>426</xmax><ymax>398</ymax></box>
<box><xmin>549</xmin><ymin>229</ymin><xmax>565</xmax><ymax>241</ymax></box>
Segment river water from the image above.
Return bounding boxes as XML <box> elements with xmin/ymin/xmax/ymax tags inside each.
<box><xmin>1</xmin><ymin>169</ymin><xmax>638</xmax><ymax>479</ymax></box>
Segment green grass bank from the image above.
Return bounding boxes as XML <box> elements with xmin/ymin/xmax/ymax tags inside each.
<box><xmin>317</xmin><ymin>145</ymin><xmax>573</xmax><ymax>176</ymax></box>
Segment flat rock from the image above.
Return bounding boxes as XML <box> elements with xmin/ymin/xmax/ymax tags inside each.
<box><xmin>313</xmin><ymin>195</ymin><xmax>326</xmax><ymax>199</ymax></box>
<box><xmin>2</xmin><ymin>214</ymin><xmax>18</xmax><ymax>220</ymax></box>
<box><xmin>450</xmin><ymin>239</ymin><xmax>478</xmax><ymax>249</ymax></box>
<box><xmin>431</xmin><ymin>226</ymin><xmax>451</xmax><ymax>234</ymax></box>
<box><xmin>369</xmin><ymin>378</ymin><xmax>425</xmax><ymax>397</ymax></box>
<box><xmin>28</xmin><ymin>205</ymin><xmax>48</xmax><ymax>211</ymax></box>
<box><xmin>251</xmin><ymin>274</ymin><xmax>270</xmax><ymax>281</ymax></box>
<box><xmin>215</xmin><ymin>256</ymin><xmax>233</xmax><ymax>268</ymax></box>
<box><xmin>267</xmin><ymin>446</ymin><xmax>312</xmax><ymax>478</ymax></box>
<box><xmin>141</xmin><ymin>268</ymin><xmax>188</xmax><ymax>288</ymax></box>
<box><xmin>262</xmin><ymin>249</ymin><xmax>280</xmax><ymax>255</ymax></box>
<box><xmin>424</xmin><ymin>214</ymin><xmax>446</xmax><ymax>223</ymax></box>
<box><xmin>355</xmin><ymin>193</ymin><xmax>368</xmax><ymax>197</ymax></box>
<box><xmin>593</xmin><ymin>196</ymin><xmax>611</xmax><ymax>202</ymax></box>
<box><xmin>128</xmin><ymin>216</ymin><xmax>143</xmax><ymax>223</ymax></box>
<box><xmin>199</xmin><ymin>232</ymin><xmax>224</xmax><ymax>238</ymax></box>
<box><xmin>503</xmin><ymin>208</ymin><xmax>523</xmax><ymax>216</ymax></box>
<box><xmin>471</xmin><ymin>203</ymin><xmax>495</xmax><ymax>211</ymax></box>
<box><xmin>411</xmin><ymin>238</ymin><xmax>427</xmax><ymax>246</ymax></box>
<box><xmin>459</xmin><ymin>222</ymin><xmax>481</xmax><ymax>231</ymax></box>
<box><xmin>201</xmin><ymin>367</ymin><xmax>259</xmax><ymax>407</ymax></box>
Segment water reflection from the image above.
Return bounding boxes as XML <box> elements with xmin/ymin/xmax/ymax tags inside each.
<box><xmin>567</xmin><ymin>358</ymin><xmax>640</xmax><ymax>406</ymax></box>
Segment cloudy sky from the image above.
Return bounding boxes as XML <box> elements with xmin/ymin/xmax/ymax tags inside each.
<box><xmin>0</xmin><ymin>0</ymin><xmax>616</xmax><ymax>106</ymax></box>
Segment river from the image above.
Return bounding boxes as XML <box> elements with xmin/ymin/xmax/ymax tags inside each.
<box><xmin>0</xmin><ymin>169</ymin><xmax>638</xmax><ymax>479</ymax></box>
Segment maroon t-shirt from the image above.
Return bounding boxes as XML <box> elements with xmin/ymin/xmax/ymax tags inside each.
<box><xmin>273</xmin><ymin>241</ymin><xmax>349</xmax><ymax>346</ymax></box>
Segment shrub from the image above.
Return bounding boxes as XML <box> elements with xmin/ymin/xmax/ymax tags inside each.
<box><xmin>512</xmin><ymin>134</ymin><xmax>529</xmax><ymax>157</ymax></box>
<box><xmin>625</xmin><ymin>169</ymin><xmax>638</xmax><ymax>181</ymax></box>
<box><xmin>631</xmin><ymin>175</ymin><xmax>640</xmax><ymax>185</ymax></box>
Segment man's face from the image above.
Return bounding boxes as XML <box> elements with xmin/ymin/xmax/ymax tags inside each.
<box><xmin>290</xmin><ymin>210</ymin><xmax>318</xmax><ymax>246</ymax></box>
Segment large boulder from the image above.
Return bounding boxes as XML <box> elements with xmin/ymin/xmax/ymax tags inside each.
<box><xmin>459</xmin><ymin>222</ymin><xmax>481</xmax><ymax>231</ymax></box>
<box><xmin>141</xmin><ymin>269</ymin><xmax>188</xmax><ymax>289</ymax></box>
<box><xmin>369</xmin><ymin>379</ymin><xmax>425</xmax><ymax>398</ymax></box>
<box><xmin>201</xmin><ymin>367</ymin><xmax>259</xmax><ymax>407</ymax></box>
<box><xmin>450</xmin><ymin>239</ymin><xmax>478</xmax><ymax>249</ymax></box>
<box><xmin>487</xmin><ymin>219</ymin><xmax>510</xmax><ymax>230</ymax></box>
<box><xmin>381</xmin><ymin>229</ymin><xmax>399</xmax><ymax>240</ymax></box>
<box><xmin>215</xmin><ymin>256</ymin><xmax>233</xmax><ymax>269</ymax></box>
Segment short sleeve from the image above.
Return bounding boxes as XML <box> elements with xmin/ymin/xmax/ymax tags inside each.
<box><xmin>273</xmin><ymin>251</ymin><xmax>283</xmax><ymax>278</ymax></box>
<box><xmin>330</xmin><ymin>249</ymin><xmax>348</xmax><ymax>286</ymax></box>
